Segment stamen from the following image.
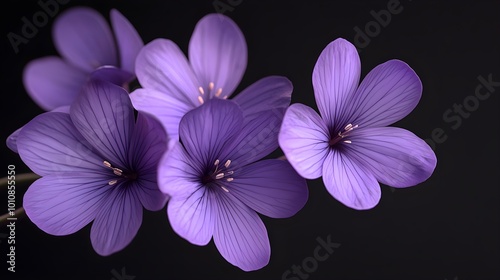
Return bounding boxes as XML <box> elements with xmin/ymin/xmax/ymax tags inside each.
<box><xmin>214</xmin><ymin>159</ymin><xmax>220</xmax><ymax>166</ymax></box>
<box><xmin>113</xmin><ymin>168</ymin><xmax>123</xmax><ymax>176</ymax></box>
<box><xmin>215</xmin><ymin>173</ymin><xmax>225</xmax><ymax>180</ymax></box>
<box><xmin>224</xmin><ymin>160</ymin><xmax>231</xmax><ymax>168</ymax></box>
<box><xmin>108</xmin><ymin>179</ymin><xmax>117</xmax><ymax>186</ymax></box>
<box><xmin>215</xmin><ymin>88</ymin><xmax>223</xmax><ymax>97</ymax></box>
<box><xmin>226</xmin><ymin>178</ymin><xmax>234</xmax><ymax>182</ymax></box>
<box><xmin>198</xmin><ymin>86</ymin><xmax>204</xmax><ymax>95</ymax></box>
<box><xmin>103</xmin><ymin>161</ymin><xmax>112</xmax><ymax>168</ymax></box>
<box><xmin>198</xmin><ymin>96</ymin><xmax>204</xmax><ymax>104</ymax></box>
<box><xmin>344</xmin><ymin>124</ymin><xmax>353</xmax><ymax>131</ymax></box>
<box><xmin>222</xmin><ymin>96</ymin><xmax>228</xmax><ymax>99</ymax></box>
<box><xmin>209</xmin><ymin>82</ymin><xmax>214</xmax><ymax>91</ymax></box>
<box><xmin>226</xmin><ymin>171</ymin><xmax>234</xmax><ymax>175</ymax></box>
<box><xmin>221</xmin><ymin>186</ymin><xmax>229</xmax><ymax>192</ymax></box>
<box><xmin>343</xmin><ymin>140</ymin><xmax>352</xmax><ymax>144</ymax></box>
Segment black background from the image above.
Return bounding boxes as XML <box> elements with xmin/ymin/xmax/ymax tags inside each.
<box><xmin>1</xmin><ymin>0</ymin><xmax>499</xmax><ymax>279</ymax></box>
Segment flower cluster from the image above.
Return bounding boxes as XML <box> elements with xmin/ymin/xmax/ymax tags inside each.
<box><xmin>7</xmin><ymin>7</ymin><xmax>436</xmax><ymax>271</ymax></box>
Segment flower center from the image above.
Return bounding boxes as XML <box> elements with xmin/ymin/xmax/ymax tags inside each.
<box><xmin>103</xmin><ymin>160</ymin><xmax>137</xmax><ymax>185</ymax></box>
<box><xmin>197</xmin><ymin>81</ymin><xmax>227</xmax><ymax>104</ymax></box>
<box><xmin>328</xmin><ymin>123</ymin><xmax>359</xmax><ymax>147</ymax></box>
<box><xmin>201</xmin><ymin>159</ymin><xmax>234</xmax><ymax>192</ymax></box>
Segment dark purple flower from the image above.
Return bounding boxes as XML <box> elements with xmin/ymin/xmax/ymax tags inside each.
<box><xmin>17</xmin><ymin>80</ymin><xmax>168</xmax><ymax>256</ymax></box>
<box><xmin>279</xmin><ymin>38</ymin><xmax>437</xmax><ymax>210</ymax></box>
<box><xmin>23</xmin><ymin>7</ymin><xmax>143</xmax><ymax>111</ymax></box>
<box><xmin>160</xmin><ymin>99</ymin><xmax>308</xmax><ymax>271</ymax></box>
<box><xmin>130</xmin><ymin>13</ymin><xmax>292</xmax><ymax>139</ymax></box>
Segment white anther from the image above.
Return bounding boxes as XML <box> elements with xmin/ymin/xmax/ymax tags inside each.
<box><xmin>224</xmin><ymin>160</ymin><xmax>231</xmax><ymax>168</ymax></box>
<box><xmin>215</xmin><ymin>173</ymin><xmax>225</xmax><ymax>180</ymax></box>
<box><xmin>198</xmin><ymin>96</ymin><xmax>204</xmax><ymax>104</ymax></box>
<box><xmin>226</xmin><ymin>178</ymin><xmax>234</xmax><ymax>182</ymax></box>
<box><xmin>209</xmin><ymin>82</ymin><xmax>214</xmax><ymax>91</ymax></box>
<box><xmin>108</xmin><ymin>179</ymin><xmax>117</xmax><ymax>185</ymax></box>
<box><xmin>198</xmin><ymin>86</ymin><xmax>205</xmax><ymax>95</ymax></box>
<box><xmin>215</xmin><ymin>88</ymin><xmax>223</xmax><ymax>97</ymax></box>
<box><xmin>221</xmin><ymin>186</ymin><xmax>229</xmax><ymax>192</ymax></box>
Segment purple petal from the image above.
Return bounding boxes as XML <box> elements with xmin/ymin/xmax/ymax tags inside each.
<box><xmin>6</xmin><ymin>127</ymin><xmax>22</xmax><ymax>153</ymax></box>
<box><xmin>23</xmin><ymin>56</ymin><xmax>88</xmax><ymax>110</ymax></box>
<box><xmin>312</xmin><ymin>38</ymin><xmax>360</xmax><ymax>128</ymax></box>
<box><xmin>53</xmin><ymin>7</ymin><xmax>117</xmax><ymax>71</ymax></box>
<box><xmin>70</xmin><ymin>80</ymin><xmax>135</xmax><ymax>168</ymax></box>
<box><xmin>178</xmin><ymin>99</ymin><xmax>243</xmax><ymax>169</ymax></box>
<box><xmin>90</xmin><ymin>186</ymin><xmax>143</xmax><ymax>256</ymax></box>
<box><xmin>7</xmin><ymin>106</ymin><xmax>70</xmax><ymax>154</ymax></box>
<box><xmin>188</xmin><ymin>13</ymin><xmax>247</xmax><ymax>99</ymax></box>
<box><xmin>348</xmin><ymin>60</ymin><xmax>422</xmax><ymax>127</ymax></box>
<box><xmin>23</xmin><ymin>172</ymin><xmax>110</xmax><ymax>236</ymax></box>
<box><xmin>110</xmin><ymin>9</ymin><xmax>144</xmax><ymax>74</ymax></box>
<box><xmin>167</xmin><ymin>189</ymin><xmax>217</xmax><ymax>246</ymax></box>
<box><xmin>135</xmin><ymin>39</ymin><xmax>200</xmax><ymax>107</ymax></box>
<box><xmin>228</xmin><ymin>159</ymin><xmax>308</xmax><ymax>218</ymax></box>
<box><xmin>17</xmin><ymin>112</ymin><xmax>103</xmax><ymax>175</ymax></box>
<box><xmin>232</xmin><ymin>76</ymin><xmax>292</xmax><ymax>118</ymax></box>
<box><xmin>279</xmin><ymin>103</ymin><xmax>330</xmax><ymax>179</ymax></box>
<box><xmin>323</xmin><ymin>150</ymin><xmax>381</xmax><ymax>210</ymax></box>
<box><xmin>130</xmin><ymin>88</ymin><xmax>194</xmax><ymax>140</ymax></box>
<box><xmin>90</xmin><ymin>66</ymin><xmax>134</xmax><ymax>88</ymax></box>
<box><xmin>221</xmin><ymin>108</ymin><xmax>285</xmax><ymax>168</ymax></box>
<box><xmin>213</xmin><ymin>192</ymin><xmax>270</xmax><ymax>271</ymax></box>
<box><xmin>127</xmin><ymin>112</ymin><xmax>169</xmax><ymax>211</ymax></box>
<box><xmin>158</xmin><ymin>143</ymin><xmax>203</xmax><ymax>197</ymax></box>
<box><xmin>343</xmin><ymin>127</ymin><xmax>437</xmax><ymax>188</ymax></box>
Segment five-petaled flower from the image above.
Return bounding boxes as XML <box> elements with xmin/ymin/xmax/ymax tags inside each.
<box><xmin>130</xmin><ymin>13</ymin><xmax>293</xmax><ymax>140</ymax></box>
<box><xmin>17</xmin><ymin>80</ymin><xmax>168</xmax><ymax>256</ymax></box>
<box><xmin>279</xmin><ymin>38</ymin><xmax>437</xmax><ymax>210</ymax></box>
<box><xmin>159</xmin><ymin>99</ymin><xmax>308</xmax><ymax>271</ymax></box>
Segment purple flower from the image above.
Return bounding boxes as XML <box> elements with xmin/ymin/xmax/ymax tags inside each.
<box><xmin>279</xmin><ymin>38</ymin><xmax>437</xmax><ymax>210</ymax></box>
<box><xmin>130</xmin><ymin>13</ymin><xmax>292</xmax><ymax>139</ymax></box>
<box><xmin>23</xmin><ymin>7</ymin><xmax>143</xmax><ymax>111</ymax></box>
<box><xmin>17</xmin><ymin>80</ymin><xmax>168</xmax><ymax>256</ymax></box>
<box><xmin>160</xmin><ymin>99</ymin><xmax>308</xmax><ymax>271</ymax></box>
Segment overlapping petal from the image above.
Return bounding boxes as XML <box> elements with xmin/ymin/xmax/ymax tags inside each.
<box><xmin>279</xmin><ymin>104</ymin><xmax>330</xmax><ymax>179</ymax></box>
<box><xmin>53</xmin><ymin>7</ymin><xmax>117</xmax><ymax>72</ymax></box>
<box><xmin>23</xmin><ymin>56</ymin><xmax>88</xmax><ymax>110</ymax></box>
<box><xmin>189</xmin><ymin>13</ymin><xmax>247</xmax><ymax>99</ymax></box>
<box><xmin>70</xmin><ymin>80</ymin><xmax>135</xmax><ymax>168</ymax></box>
<box><xmin>110</xmin><ymin>9</ymin><xmax>144</xmax><ymax>73</ymax></box>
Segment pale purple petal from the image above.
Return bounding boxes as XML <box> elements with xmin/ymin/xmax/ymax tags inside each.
<box><xmin>53</xmin><ymin>7</ymin><xmax>117</xmax><ymax>72</ymax></box>
<box><xmin>110</xmin><ymin>9</ymin><xmax>144</xmax><ymax>74</ymax></box>
<box><xmin>348</xmin><ymin>60</ymin><xmax>422</xmax><ymax>127</ymax></box>
<box><xmin>17</xmin><ymin>112</ymin><xmax>103</xmax><ymax>175</ymax></box>
<box><xmin>90</xmin><ymin>186</ymin><xmax>143</xmax><ymax>256</ymax></box>
<box><xmin>6</xmin><ymin>127</ymin><xmax>22</xmax><ymax>153</ymax></box>
<box><xmin>312</xmin><ymin>38</ymin><xmax>360</xmax><ymax>129</ymax></box>
<box><xmin>23</xmin><ymin>172</ymin><xmax>110</xmax><ymax>236</ymax></box>
<box><xmin>70</xmin><ymin>80</ymin><xmax>135</xmax><ymax>168</ymax></box>
<box><xmin>167</xmin><ymin>189</ymin><xmax>217</xmax><ymax>246</ymax></box>
<box><xmin>189</xmin><ymin>13</ymin><xmax>247</xmax><ymax>99</ymax></box>
<box><xmin>135</xmin><ymin>39</ymin><xmax>200</xmax><ymax>107</ymax></box>
<box><xmin>232</xmin><ymin>76</ymin><xmax>292</xmax><ymax>118</ymax></box>
<box><xmin>279</xmin><ymin>103</ymin><xmax>330</xmax><ymax>179</ymax></box>
<box><xmin>220</xmin><ymin>108</ymin><xmax>285</xmax><ymax>168</ymax></box>
<box><xmin>213</xmin><ymin>192</ymin><xmax>270</xmax><ymax>271</ymax></box>
<box><xmin>343</xmin><ymin>127</ymin><xmax>437</xmax><ymax>188</ymax></box>
<box><xmin>127</xmin><ymin>112</ymin><xmax>169</xmax><ymax>211</ymax></box>
<box><xmin>158</xmin><ymin>143</ymin><xmax>203</xmax><ymax>197</ymax></box>
<box><xmin>178</xmin><ymin>99</ymin><xmax>243</xmax><ymax>169</ymax></box>
<box><xmin>23</xmin><ymin>56</ymin><xmax>88</xmax><ymax>110</ymax></box>
<box><xmin>130</xmin><ymin>88</ymin><xmax>194</xmax><ymax>140</ymax></box>
<box><xmin>228</xmin><ymin>159</ymin><xmax>308</xmax><ymax>218</ymax></box>
<box><xmin>90</xmin><ymin>66</ymin><xmax>134</xmax><ymax>87</ymax></box>
<box><xmin>323</xmin><ymin>150</ymin><xmax>381</xmax><ymax>210</ymax></box>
